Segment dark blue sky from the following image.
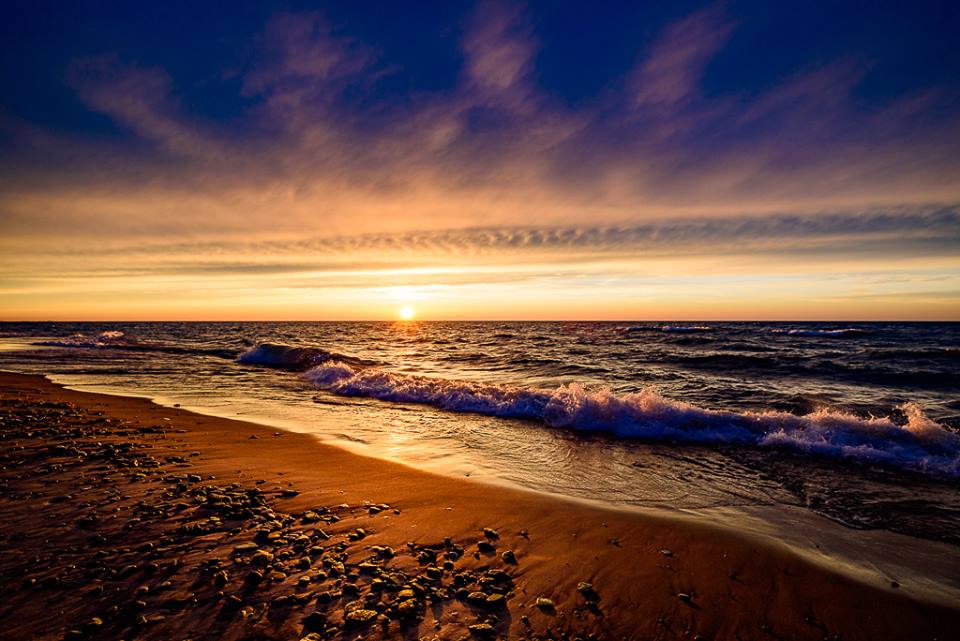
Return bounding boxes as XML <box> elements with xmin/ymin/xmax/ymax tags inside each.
<box><xmin>2</xmin><ymin>1</ymin><xmax>958</xmax><ymax>140</ymax></box>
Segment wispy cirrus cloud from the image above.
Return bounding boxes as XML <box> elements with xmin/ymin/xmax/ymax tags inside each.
<box><xmin>630</xmin><ymin>5</ymin><xmax>733</xmax><ymax>108</ymax></box>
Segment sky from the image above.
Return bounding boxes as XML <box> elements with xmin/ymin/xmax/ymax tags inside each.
<box><xmin>1</xmin><ymin>0</ymin><xmax>958</xmax><ymax>320</ymax></box>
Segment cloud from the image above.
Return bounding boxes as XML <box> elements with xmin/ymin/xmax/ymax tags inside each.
<box><xmin>1</xmin><ymin>4</ymin><xmax>959</xmax><ymax>260</ymax></box>
<box><xmin>462</xmin><ymin>1</ymin><xmax>537</xmax><ymax>111</ymax></box>
<box><xmin>18</xmin><ymin>205</ymin><xmax>955</xmax><ymax>264</ymax></box>
<box><xmin>67</xmin><ymin>55</ymin><xmax>224</xmax><ymax>161</ymax></box>
<box><xmin>630</xmin><ymin>5</ymin><xmax>733</xmax><ymax>108</ymax></box>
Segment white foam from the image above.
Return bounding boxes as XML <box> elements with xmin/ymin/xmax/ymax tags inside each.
<box><xmin>771</xmin><ymin>328</ymin><xmax>865</xmax><ymax>337</ymax></box>
<box><xmin>660</xmin><ymin>325</ymin><xmax>714</xmax><ymax>333</ymax></box>
<box><xmin>36</xmin><ymin>331</ymin><xmax>126</xmax><ymax>349</ymax></box>
<box><xmin>301</xmin><ymin>361</ymin><xmax>960</xmax><ymax>478</ymax></box>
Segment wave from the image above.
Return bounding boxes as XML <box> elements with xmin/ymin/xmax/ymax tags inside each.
<box><xmin>623</xmin><ymin>325</ymin><xmax>714</xmax><ymax>333</ymax></box>
<box><xmin>36</xmin><ymin>330</ymin><xmax>127</xmax><ymax>349</ymax></box>
<box><xmin>237</xmin><ymin>343</ymin><xmax>368</xmax><ymax>370</ymax></box>
<box><xmin>35</xmin><ymin>333</ymin><xmax>237</xmax><ymax>360</ymax></box>
<box><xmin>772</xmin><ymin>328</ymin><xmax>865</xmax><ymax>337</ymax></box>
<box><xmin>300</xmin><ymin>361</ymin><xmax>960</xmax><ymax>478</ymax></box>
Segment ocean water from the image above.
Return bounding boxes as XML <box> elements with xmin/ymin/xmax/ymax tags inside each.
<box><xmin>1</xmin><ymin>321</ymin><xmax>959</xmax><ymax>549</ymax></box>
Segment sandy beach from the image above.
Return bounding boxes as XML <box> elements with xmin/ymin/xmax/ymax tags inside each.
<box><xmin>0</xmin><ymin>371</ymin><xmax>956</xmax><ymax>641</ymax></box>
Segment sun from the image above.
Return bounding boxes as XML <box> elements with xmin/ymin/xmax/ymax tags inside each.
<box><xmin>398</xmin><ymin>305</ymin><xmax>416</xmax><ymax>321</ymax></box>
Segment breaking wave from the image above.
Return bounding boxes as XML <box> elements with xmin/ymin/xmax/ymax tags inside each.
<box><xmin>301</xmin><ymin>361</ymin><xmax>960</xmax><ymax>478</ymax></box>
<box><xmin>772</xmin><ymin>328</ymin><xmax>865</xmax><ymax>337</ymax></box>
<box><xmin>35</xmin><ymin>332</ymin><xmax>236</xmax><ymax>359</ymax></box>
<box><xmin>237</xmin><ymin>343</ymin><xmax>369</xmax><ymax>370</ymax></box>
<box><xmin>623</xmin><ymin>325</ymin><xmax>714</xmax><ymax>333</ymax></box>
<box><xmin>36</xmin><ymin>330</ymin><xmax>127</xmax><ymax>348</ymax></box>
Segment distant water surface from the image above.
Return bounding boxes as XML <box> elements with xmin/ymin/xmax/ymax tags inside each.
<box><xmin>1</xmin><ymin>321</ymin><xmax>958</xmax><ymax>551</ymax></box>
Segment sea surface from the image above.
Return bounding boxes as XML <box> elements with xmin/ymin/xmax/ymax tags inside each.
<box><xmin>1</xmin><ymin>321</ymin><xmax>959</xmax><ymax>557</ymax></box>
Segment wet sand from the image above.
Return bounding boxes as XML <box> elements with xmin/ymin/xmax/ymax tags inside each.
<box><xmin>0</xmin><ymin>372</ymin><xmax>956</xmax><ymax>641</ymax></box>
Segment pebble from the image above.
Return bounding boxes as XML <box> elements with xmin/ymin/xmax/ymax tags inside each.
<box><xmin>344</xmin><ymin>608</ymin><xmax>378</xmax><ymax>626</ymax></box>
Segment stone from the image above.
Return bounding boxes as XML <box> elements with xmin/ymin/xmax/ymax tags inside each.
<box><xmin>577</xmin><ymin>582</ymin><xmax>599</xmax><ymax>602</ymax></box>
<box><xmin>396</xmin><ymin>598</ymin><xmax>418</xmax><ymax>617</ymax></box>
<box><xmin>302</xmin><ymin>611</ymin><xmax>327</xmax><ymax>631</ymax></box>
<box><xmin>469</xmin><ymin>623</ymin><xmax>496</xmax><ymax>639</ymax></box>
<box><xmin>344</xmin><ymin>608</ymin><xmax>378</xmax><ymax>626</ymax></box>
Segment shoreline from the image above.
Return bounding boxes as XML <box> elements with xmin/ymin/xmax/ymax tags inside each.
<box><xmin>1</xmin><ymin>372</ymin><xmax>958</xmax><ymax>640</ymax></box>
<box><xmin>15</xmin><ymin>368</ymin><xmax>960</xmax><ymax>608</ymax></box>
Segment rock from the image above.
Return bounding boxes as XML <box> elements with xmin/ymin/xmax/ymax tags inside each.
<box><xmin>344</xmin><ymin>608</ymin><xmax>378</xmax><ymax>626</ymax></box>
<box><xmin>677</xmin><ymin>592</ymin><xmax>692</xmax><ymax>602</ymax></box>
<box><xmin>315</xmin><ymin>590</ymin><xmax>336</xmax><ymax>604</ymax></box>
<box><xmin>482</xmin><ymin>527</ymin><xmax>499</xmax><ymax>540</ymax></box>
<box><xmin>501</xmin><ymin>550</ymin><xmax>517</xmax><ymax>564</ymax></box>
<box><xmin>83</xmin><ymin>617</ymin><xmax>103</xmax><ymax>634</ymax></box>
<box><xmin>577</xmin><ymin>582</ymin><xmax>600</xmax><ymax>602</ymax></box>
<box><xmin>466</xmin><ymin>591</ymin><xmax>489</xmax><ymax>605</ymax></box>
<box><xmin>395</xmin><ymin>598</ymin><xmax>418</xmax><ymax>617</ymax></box>
<box><xmin>536</xmin><ymin>596</ymin><xmax>555</xmax><ymax>611</ymax></box>
<box><xmin>349</xmin><ymin>528</ymin><xmax>367</xmax><ymax>541</ymax></box>
<box><xmin>302</xmin><ymin>611</ymin><xmax>326</xmax><ymax>631</ymax></box>
<box><xmin>477</xmin><ymin>540</ymin><xmax>496</xmax><ymax>554</ymax></box>
<box><xmin>469</xmin><ymin>623</ymin><xmax>496</xmax><ymax>639</ymax></box>
<box><xmin>485</xmin><ymin>593</ymin><xmax>506</xmax><ymax>607</ymax></box>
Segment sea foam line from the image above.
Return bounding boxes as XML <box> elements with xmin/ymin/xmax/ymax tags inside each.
<box><xmin>298</xmin><ymin>360</ymin><xmax>960</xmax><ymax>478</ymax></box>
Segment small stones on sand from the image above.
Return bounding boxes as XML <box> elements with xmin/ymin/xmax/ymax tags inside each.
<box><xmin>0</xmin><ymin>393</ymin><xmax>549</xmax><ymax>641</ymax></box>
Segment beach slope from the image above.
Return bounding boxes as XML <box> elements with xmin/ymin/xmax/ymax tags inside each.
<box><xmin>0</xmin><ymin>372</ymin><xmax>956</xmax><ymax>640</ymax></box>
